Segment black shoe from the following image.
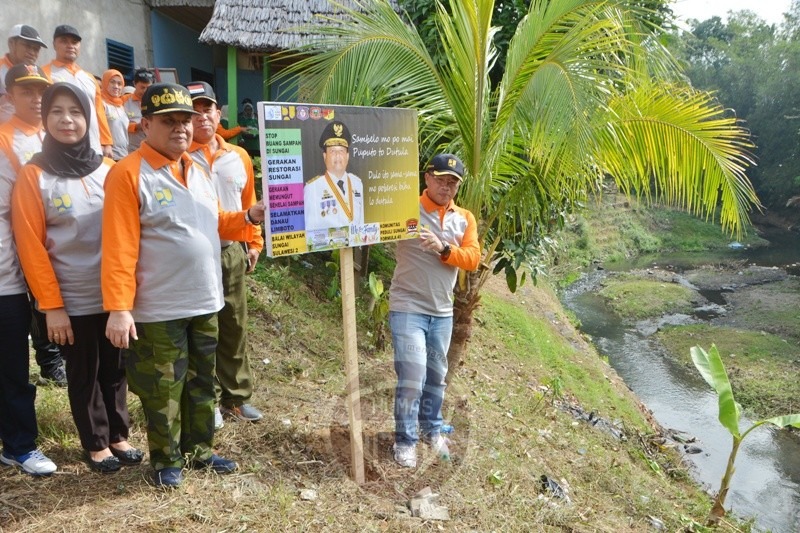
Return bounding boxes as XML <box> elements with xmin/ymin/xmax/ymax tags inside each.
<box><xmin>191</xmin><ymin>454</ymin><xmax>237</xmax><ymax>474</ymax></box>
<box><xmin>110</xmin><ymin>446</ymin><xmax>145</xmax><ymax>465</ymax></box>
<box><xmin>38</xmin><ymin>364</ymin><xmax>67</xmax><ymax>387</ymax></box>
<box><xmin>86</xmin><ymin>454</ymin><xmax>121</xmax><ymax>473</ymax></box>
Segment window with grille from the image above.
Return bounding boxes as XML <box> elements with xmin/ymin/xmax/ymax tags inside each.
<box><xmin>106</xmin><ymin>39</ymin><xmax>134</xmax><ymax>82</ymax></box>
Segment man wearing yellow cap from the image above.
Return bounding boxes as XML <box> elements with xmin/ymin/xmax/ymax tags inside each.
<box><xmin>102</xmin><ymin>82</ymin><xmax>265</xmax><ymax>488</ymax></box>
<box><xmin>0</xmin><ymin>62</ymin><xmax>58</xmax><ymax>476</ymax></box>
<box><xmin>303</xmin><ymin>120</ymin><xmax>364</xmax><ymax>235</ymax></box>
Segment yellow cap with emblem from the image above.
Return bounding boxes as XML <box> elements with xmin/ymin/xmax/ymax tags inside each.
<box><xmin>141</xmin><ymin>83</ymin><xmax>200</xmax><ymax>116</ymax></box>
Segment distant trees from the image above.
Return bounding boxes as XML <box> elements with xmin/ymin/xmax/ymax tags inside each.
<box><xmin>671</xmin><ymin>1</ymin><xmax>800</xmax><ymax>209</ymax></box>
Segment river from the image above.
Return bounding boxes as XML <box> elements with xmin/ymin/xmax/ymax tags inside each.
<box><xmin>560</xmin><ymin>231</ymin><xmax>800</xmax><ymax>532</ymax></box>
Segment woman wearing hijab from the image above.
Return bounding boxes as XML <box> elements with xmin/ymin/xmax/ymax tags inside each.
<box><xmin>11</xmin><ymin>83</ymin><xmax>142</xmax><ymax>473</ymax></box>
<box><xmin>100</xmin><ymin>70</ymin><xmax>129</xmax><ymax>161</ymax></box>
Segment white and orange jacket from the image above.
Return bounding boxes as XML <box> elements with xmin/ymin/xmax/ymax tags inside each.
<box><xmin>0</xmin><ymin>115</ymin><xmax>44</xmax><ymax>174</ymax></box>
<box><xmin>11</xmin><ymin>159</ymin><xmax>114</xmax><ymax>315</ymax></box>
<box><xmin>102</xmin><ymin>101</ymin><xmax>129</xmax><ymax>161</ymax></box>
<box><xmin>0</xmin><ymin>115</ymin><xmax>44</xmax><ymax>295</ymax></box>
<box><xmin>101</xmin><ymin>142</ymin><xmax>256</xmax><ymax>323</ymax></box>
<box><xmin>122</xmin><ymin>93</ymin><xmax>145</xmax><ymax>152</ymax></box>
<box><xmin>389</xmin><ymin>190</ymin><xmax>480</xmax><ymax>317</ymax></box>
<box><xmin>43</xmin><ymin>60</ymin><xmax>113</xmax><ymax>155</ymax></box>
<box><xmin>189</xmin><ymin>134</ymin><xmax>263</xmax><ymax>252</ymax></box>
<box><xmin>0</xmin><ymin>54</ymin><xmax>15</xmax><ymax>124</ymax></box>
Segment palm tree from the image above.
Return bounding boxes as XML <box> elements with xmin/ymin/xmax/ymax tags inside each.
<box><xmin>280</xmin><ymin>0</ymin><xmax>759</xmax><ymax>370</ymax></box>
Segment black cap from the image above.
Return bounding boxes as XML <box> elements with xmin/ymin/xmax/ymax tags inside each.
<box><xmin>140</xmin><ymin>83</ymin><xmax>199</xmax><ymax>116</ymax></box>
<box><xmin>53</xmin><ymin>24</ymin><xmax>81</xmax><ymax>41</ymax></box>
<box><xmin>427</xmin><ymin>153</ymin><xmax>465</xmax><ymax>181</ymax></box>
<box><xmin>5</xmin><ymin>63</ymin><xmax>51</xmax><ymax>90</ymax></box>
<box><xmin>185</xmin><ymin>81</ymin><xmax>216</xmax><ymax>104</ymax></box>
<box><xmin>8</xmin><ymin>24</ymin><xmax>47</xmax><ymax>48</ymax></box>
<box><xmin>319</xmin><ymin>121</ymin><xmax>351</xmax><ymax>149</ymax></box>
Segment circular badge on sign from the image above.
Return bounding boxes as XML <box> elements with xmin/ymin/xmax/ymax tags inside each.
<box><xmin>309</xmin><ymin>107</ymin><xmax>322</xmax><ymax>120</ymax></box>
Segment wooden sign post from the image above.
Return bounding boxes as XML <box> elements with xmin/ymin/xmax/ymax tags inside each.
<box><xmin>339</xmin><ymin>247</ymin><xmax>365</xmax><ymax>483</ymax></box>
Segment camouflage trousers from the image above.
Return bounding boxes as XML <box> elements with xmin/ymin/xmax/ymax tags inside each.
<box><xmin>123</xmin><ymin>313</ymin><xmax>218</xmax><ymax>470</ymax></box>
<box><xmin>216</xmin><ymin>243</ymin><xmax>253</xmax><ymax>407</ymax></box>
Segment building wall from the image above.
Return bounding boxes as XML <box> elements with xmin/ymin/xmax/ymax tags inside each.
<box><xmin>214</xmin><ymin>66</ymin><xmax>265</xmax><ymax>108</ymax></box>
<box><xmin>151</xmin><ymin>11</ymin><xmax>212</xmax><ymax>86</ymax></box>
<box><xmin>0</xmin><ymin>0</ymin><xmax>152</xmax><ymax>78</ymax></box>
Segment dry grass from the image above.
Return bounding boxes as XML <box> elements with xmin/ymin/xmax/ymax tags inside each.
<box><xmin>0</xmin><ymin>261</ymin><xmax>746</xmax><ymax>532</ymax></box>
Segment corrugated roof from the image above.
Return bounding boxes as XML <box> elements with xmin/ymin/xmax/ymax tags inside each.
<box><xmin>199</xmin><ymin>0</ymin><xmax>397</xmax><ymax>52</ymax></box>
<box><xmin>147</xmin><ymin>0</ymin><xmax>214</xmax><ymax>6</ymax></box>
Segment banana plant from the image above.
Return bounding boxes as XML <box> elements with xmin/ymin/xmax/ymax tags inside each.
<box><xmin>690</xmin><ymin>345</ymin><xmax>800</xmax><ymax>525</ymax></box>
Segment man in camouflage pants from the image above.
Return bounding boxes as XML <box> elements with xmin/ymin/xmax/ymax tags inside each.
<box><xmin>101</xmin><ymin>83</ymin><xmax>265</xmax><ymax>487</ymax></box>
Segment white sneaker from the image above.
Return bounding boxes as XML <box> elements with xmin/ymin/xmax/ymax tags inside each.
<box><xmin>220</xmin><ymin>404</ymin><xmax>263</xmax><ymax>422</ymax></box>
<box><xmin>1</xmin><ymin>449</ymin><xmax>57</xmax><ymax>475</ymax></box>
<box><xmin>393</xmin><ymin>443</ymin><xmax>417</xmax><ymax>468</ymax></box>
<box><xmin>423</xmin><ymin>433</ymin><xmax>451</xmax><ymax>462</ymax></box>
<box><xmin>214</xmin><ymin>407</ymin><xmax>224</xmax><ymax>430</ymax></box>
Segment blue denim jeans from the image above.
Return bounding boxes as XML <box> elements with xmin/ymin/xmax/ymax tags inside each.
<box><xmin>390</xmin><ymin>311</ymin><xmax>452</xmax><ymax>446</ymax></box>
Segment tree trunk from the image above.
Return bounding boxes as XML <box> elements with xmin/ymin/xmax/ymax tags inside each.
<box><xmin>446</xmin><ymin>266</ymin><xmax>491</xmax><ymax>381</ymax></box>
<box><xmin>359</xmin><ymin>245</ymin><xmax>370</xmax><ymax>280</ymax></box>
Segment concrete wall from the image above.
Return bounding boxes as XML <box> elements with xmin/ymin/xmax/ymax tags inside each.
<box><xmin>0</xmin><ymin>0</ymin><xmax>152</xmax><ymax>78</ymax></box>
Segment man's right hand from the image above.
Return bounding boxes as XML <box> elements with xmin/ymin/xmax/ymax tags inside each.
<box><xmin>106</xmin><ymin>310</ymin><xmax>138</xmax><ymax>349</ymax></box>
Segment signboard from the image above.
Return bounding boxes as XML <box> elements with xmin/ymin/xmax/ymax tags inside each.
<box><xmin>257</xmin><ymin>102</ymin><xmax>420</xmax><ymax>257</ymax></box>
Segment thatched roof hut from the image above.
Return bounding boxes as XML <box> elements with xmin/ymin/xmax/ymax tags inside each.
<box><xmin>199</xmin><ymin>0</ymin><xmax>399</xmax><ymax>53</ymax></box>
<box><xmin>146</xmin><ymin>0</ymin><xmax>215</xmax><ymax>32</ymax></box>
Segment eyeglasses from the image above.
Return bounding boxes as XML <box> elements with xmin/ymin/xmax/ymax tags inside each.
<box><xmin>431</xmin><ymin>175</ymin><xmax>460</xmax><ymax>188</ymax></box>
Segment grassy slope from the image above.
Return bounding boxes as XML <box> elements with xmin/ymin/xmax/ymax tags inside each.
<box><xmin>554</xmin><ymin>194</ymin><xmax>767</xmax><ymax>277</ymax></box>
<box><xmin>657</xmin><ymin>325</ymin><xmax>800</xmax><ymax>416</ymax></box>
<box><xmin>0</xmin><ymin>253</ymin><xmax>739</xmax><ymax>532</ymax></box>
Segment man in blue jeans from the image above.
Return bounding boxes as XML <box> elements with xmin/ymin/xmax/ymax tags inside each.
<box><xmin>389</xmin><ymin>154</ymin><xmax>480</xmax><ymax>468</ymax></box>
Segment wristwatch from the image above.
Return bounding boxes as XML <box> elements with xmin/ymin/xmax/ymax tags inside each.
<box><xmin>439</xmin><ymin>242</ymin><xmax>451</xmax><ymax>257</ymax></box>
<box><xmin>245</xmin><ymin>208</ymin><xmax>258</xmax><ymax>225</ymax></box>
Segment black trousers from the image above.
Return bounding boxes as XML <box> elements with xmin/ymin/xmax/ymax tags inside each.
<box><xmin>0</xmin><ymin>293</ymin><xmax>39</xmax><ymax>456</ymax></box>
<box><xmin>61</xmin><ymin>313</ymin><xmax>130</xmax><ymax>452</ymax></box>
<box><xmin>30</xmin><ymin>305</ymin><xmax>63</xmax><ymax>371</ymax></box>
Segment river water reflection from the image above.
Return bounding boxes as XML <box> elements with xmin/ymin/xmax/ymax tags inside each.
<box><xmin>560</xmin><ymin>231</ymin><xmax>800</xmax><ymax>532</ymax></box>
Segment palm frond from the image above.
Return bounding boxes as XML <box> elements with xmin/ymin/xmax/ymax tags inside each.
<box><xmin>274</xmin><ymin>0</ymin><xmax>759</xmax><ymax>245</ymax></box>
<box><xmin>597</xmin><ymin>83</ymin><xmax>759</xmax><ymax>235</ymax></box>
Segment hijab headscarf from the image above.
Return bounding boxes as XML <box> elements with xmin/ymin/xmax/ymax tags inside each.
<box><xmin>101</xmin><ymin>69</ymin><xmax>124</xmax><ymax>107</ymax></box>
<box><xmin>30</xmin><ymin>82</ymin><xmax>103</xmax><ymax>179</ymax></box>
